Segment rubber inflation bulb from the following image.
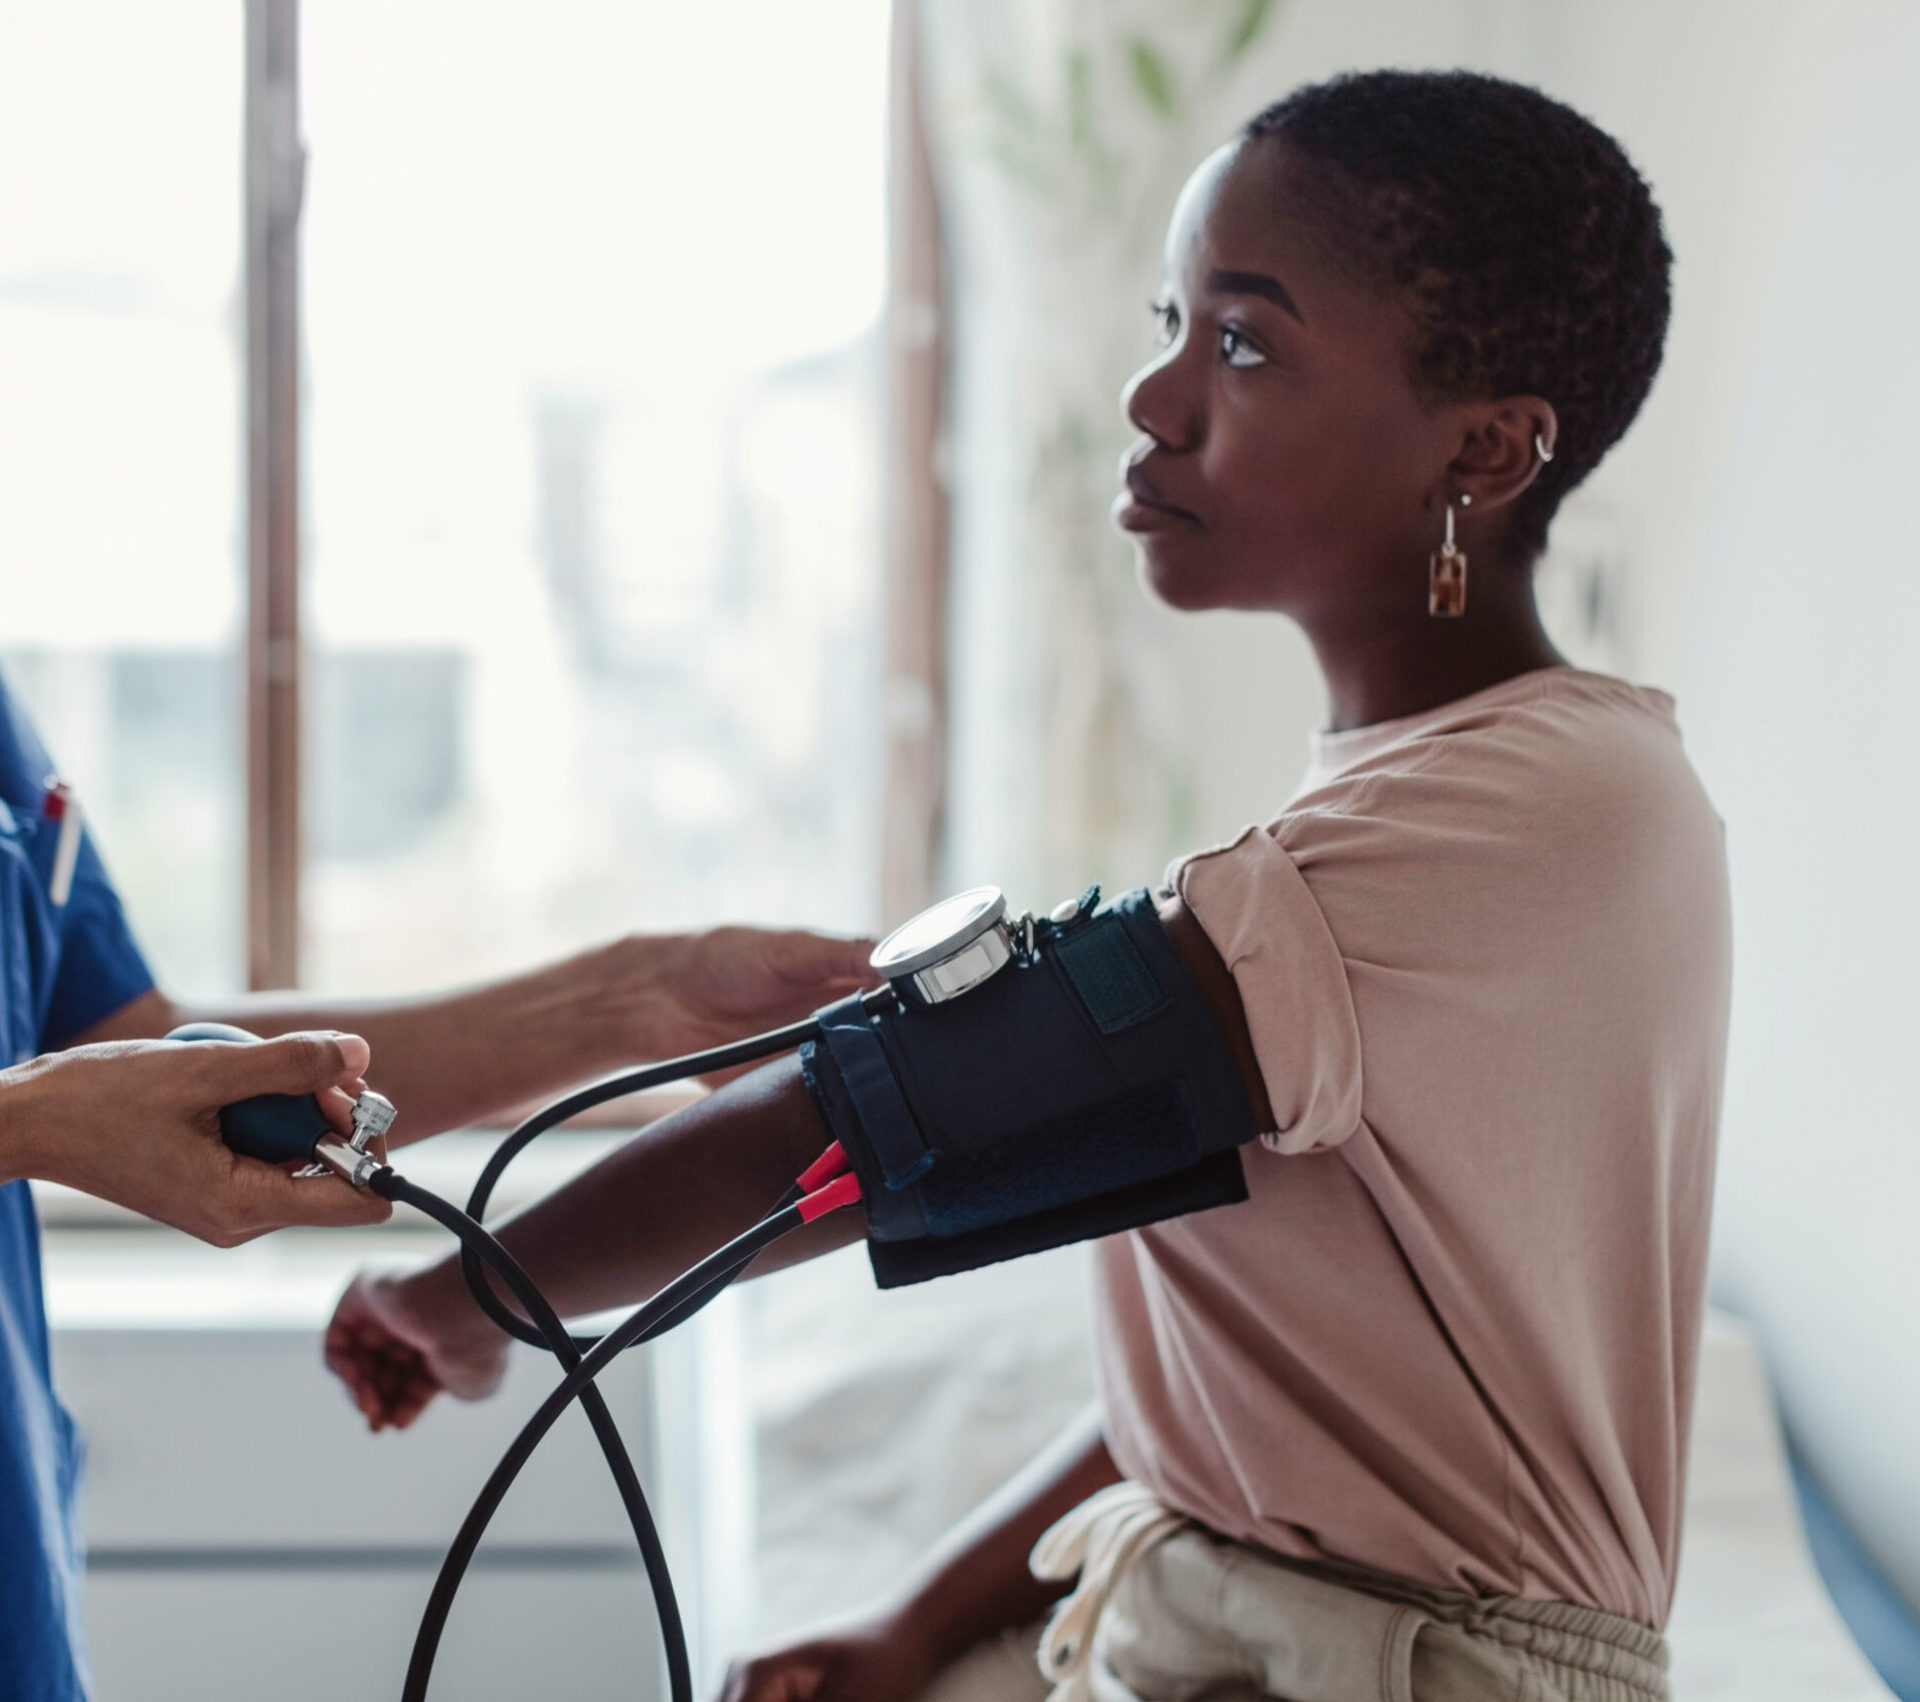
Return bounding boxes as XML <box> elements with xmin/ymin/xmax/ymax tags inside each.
<box><xmin>165</xmin><ymin>1022</ymin><xmax>333</xmax><ymax>1166</ymax></box>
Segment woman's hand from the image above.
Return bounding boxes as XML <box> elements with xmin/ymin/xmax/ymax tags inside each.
<box><xmin>0</xmin><ymin>1032</ymin><xmax>391</xmax><ymax>1245</ymax></box>
<box><xmin>324</xmin><ymin>1268</ymin><xmax>510</xmax><ymax>1431</ymax></box>
<box><xmin>716</xmin><ymin>1607</ymin><xmax>941</xmax><ymax>1702</ymax></box>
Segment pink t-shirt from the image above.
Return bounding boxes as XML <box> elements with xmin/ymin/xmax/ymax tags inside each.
<box><xmin>1094</xmin><ymin>668</ymin><xmax>1731</xmax><ymax>1628</ymax></box>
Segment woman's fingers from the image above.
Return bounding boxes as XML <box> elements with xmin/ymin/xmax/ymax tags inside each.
<box><xmin>323</xmin><ymin>1274</ymin><xmax>455</xmax><ymax>1431</ymax></box>
<box><xmin>380</xmin><ymin>1373</ymin><xmax>440</xmax><ymax>1432</ymax></box>
<box><xmin>325</xmin><ymin>1313</ymin><xmax>389</xmax><ymax>1408</ymax></box>
<box><xmin>718</xmin><ymin>1654</ymin><xmax>831</xmax><ymax>1702</ymax></box>
<box><xmin>713</xmin><ymin>1617</ymin><xmax>937</xmax><ymax>1702</ymax></box>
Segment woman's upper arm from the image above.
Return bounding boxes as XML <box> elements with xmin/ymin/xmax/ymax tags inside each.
<box><xmin>1155</xmin><ymin>890</ymin><xmax>1275</xmax><ymax>1132</ymax></box>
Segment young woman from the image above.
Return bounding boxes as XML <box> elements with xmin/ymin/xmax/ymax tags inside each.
<box><xmin>326</xmin><ymin>70</ymin><xmax>1729</xmax><ymax>1702</ymax></box>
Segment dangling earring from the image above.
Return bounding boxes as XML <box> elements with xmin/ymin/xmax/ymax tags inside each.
<box><xmin>1428</xmin><ymin>493</ymin><xmax>1469</xmax><ymax>618</ymax></box>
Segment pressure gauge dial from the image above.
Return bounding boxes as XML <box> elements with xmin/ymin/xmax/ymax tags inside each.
<box><xmin>872</xmin><ymin>885</ymin><xmax>1015</xmax><ymax>1006</ymax></box>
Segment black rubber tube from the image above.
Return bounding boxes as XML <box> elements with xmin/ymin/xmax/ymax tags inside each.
<box><xmin>371</xmin><ymin>1169</ymin><xmax>695</xmax><ymax>1702</ymax></box>
<box><xmin>458</xmin><ymin>1014</ymin><xmax>827</xmax><ymax>1349</ymax></box>
<box><xmin>400</xmin><ymin>1204</ymin><xmax>808</xmax><ymax>1702</ymax></box>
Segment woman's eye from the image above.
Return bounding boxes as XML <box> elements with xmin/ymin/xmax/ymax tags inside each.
<box><xmin>1150</xmin><ymin>300</ymin><xmax>1180</xmax><ymax>347</ymax></box>
<box><xmin>1220</xmin><ymin>325</ymin><xmax>1267</xmax><ymax>369</ymax></box>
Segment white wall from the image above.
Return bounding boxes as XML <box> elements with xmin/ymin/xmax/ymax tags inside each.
<box><xmin>1142</xmin><ymin>0</ymin><xmax>1920</xmax><ymax>1612</ymax></box>
<box><xmin>1666</xmin><ymin>25</ymin><xmax>1920</xmax><ymax>1616</ymax></box>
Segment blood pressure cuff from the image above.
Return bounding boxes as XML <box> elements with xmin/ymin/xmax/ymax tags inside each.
<box><xmin>800</xmin><ymin>886</ymin><xmax>1256</xmax><ymax>1289</ymax></box>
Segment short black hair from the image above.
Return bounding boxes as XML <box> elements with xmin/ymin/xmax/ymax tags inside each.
<box><xmin>1245</xmin><ymin>70</ymin><xmax>1671</xmax><ymax>561</ymax></box>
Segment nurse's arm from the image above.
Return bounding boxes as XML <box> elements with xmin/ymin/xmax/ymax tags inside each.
<box><xmin>67</xmin><ymin>924</ymin><xmax>876</xmax><ymax>1144</ymax></box>
<box><xmin>0</xmin><ymin>1034</ymin><xmax>391</xmax><ymax>1243</ymax></box>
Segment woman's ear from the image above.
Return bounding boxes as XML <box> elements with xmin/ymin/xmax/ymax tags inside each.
<box><xmin>1446</xmin><ymin>396</ymin><xmax>1558</xmax><ymax>514</ymax></box>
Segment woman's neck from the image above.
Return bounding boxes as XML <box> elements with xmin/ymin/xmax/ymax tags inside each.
<box><xmin>1308</xmin><ymin>592</ymin><xmax>1568</xmax><ymax>733</ymax></box>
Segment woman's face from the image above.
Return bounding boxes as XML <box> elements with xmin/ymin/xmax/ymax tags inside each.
<box><xmin>1116</xmin><ymin>138</ymin><xmax>1465</xmax><ymax>624</ymax></box>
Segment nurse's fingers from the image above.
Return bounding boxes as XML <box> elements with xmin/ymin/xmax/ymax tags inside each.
<box><xmin>315</xmin><ymin>1082</ymin><xmax>374</xmax><ymax>1143</ymax></box>
<box><xmin>764</xmin><ymin>928</ymin><xmax>879</xmax><ymax>988</ymax></box>
<box><xmin>211</xmin><ymin>1159</ymin><xmax>392</xmax><ymax>1239</ymax></box>
<box><xmin>5</xmin><ymin>1039</ymin><xmax>390</xmax><ymax>1244</ymax></box>
<box><xmin>184</xmin><ymin>1030</ymin><xmax>372</xmax><ymax>1106</ymax></box>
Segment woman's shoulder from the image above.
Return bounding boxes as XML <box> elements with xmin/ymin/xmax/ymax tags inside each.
<box><xmin>1179</xmin><ymin>668</ymin><xmax>1723</xmax><ymax>909</ymax></box>
<box><xmin>1311</xmin><ymin>664</ymin><xmax>1670</xmax><ymax>768</ymax></box>
<box><xmin>1292</xmin><ymin>668</ymin><xmax>1712</xmax><ymax>833</ymax></box>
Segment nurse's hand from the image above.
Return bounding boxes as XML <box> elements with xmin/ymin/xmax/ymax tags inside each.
<box><xmin>630</xmin><ymin>925</ymin><xmax>876</xmax><ymax>1074</ymax></box>
<box><xmin>324</xmin><ymin>1269</ymin><xmax>508</xmax><ymax>1430</ymax></box>
<box><xmin>0</xmin><ymin>1033</ymin><xmax>391</xmax><ymax>1245</ymax></box>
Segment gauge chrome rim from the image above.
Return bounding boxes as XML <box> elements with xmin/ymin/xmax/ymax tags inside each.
<box><xmin>872</xmin><ymin>886</ymin><xmax>1014</xmax><ymax>1005</ymax></box>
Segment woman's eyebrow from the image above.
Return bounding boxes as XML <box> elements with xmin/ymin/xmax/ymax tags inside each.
<box><xmin>1206</xmin><ymin>268</ymin><xmax>1305</xmax><ymax>324</ymax></box>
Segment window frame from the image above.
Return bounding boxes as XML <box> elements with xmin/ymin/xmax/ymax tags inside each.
<box><xmin>879</xmin><ymin>0</ymin><xmax>950</xmax><ymax>927</ymax></box>
<box><xmin>243</xmin><ymin>0</ymin><xmax>302</xmax><ymax>989</ymax></box>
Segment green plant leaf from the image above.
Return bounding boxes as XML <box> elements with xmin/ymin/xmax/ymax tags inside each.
<box><xmin>980</xmin><ymin>134</ymin><xmax>1060</xmax><ymax>199</ymax></box>
<box><xmin>1064</xmin><ymin>49</ymin><xmax>1096</xmax><ymax>149</ymax></box>
<box><xmin>1223</xmin><ymin>0</ymin><xmax>1280</xmax><ymax>62</ymax></box>
<box><xmin>980</xmin><ymin>68</ymin><xmax>1040</xmax><ymax>138</ymax></box>
<box><xmin>1127</xmin><ymin>37</ymin><xmax>1178</xmax><ymax>118</ymax></box>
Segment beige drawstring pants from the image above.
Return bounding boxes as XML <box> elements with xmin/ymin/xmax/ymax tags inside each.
<box><xmin>920</xmin><ymin>1483</ymin><xmax>1669</xmax><ymax>1702</ymax></box>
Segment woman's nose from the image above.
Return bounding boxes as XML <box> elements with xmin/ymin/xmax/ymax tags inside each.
<box><xmin>1122</xmin><ymin>348</ymin><xmax>1201</xmax><ymax>453</ymax></box>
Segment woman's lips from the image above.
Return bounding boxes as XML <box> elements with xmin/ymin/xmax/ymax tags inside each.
<box><xmin>1116</xmin><ymin>464</ymin><xmax>1200</xmax><ymax>533</ymax></box>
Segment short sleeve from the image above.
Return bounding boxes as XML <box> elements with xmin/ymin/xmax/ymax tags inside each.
<box><xmin>41</xmin><ymin>829</ymin><xmax>154</xmax><ymax>1049</ymax></box>
<box><xmin>1174</xmin><ymin>826</ymin><xmax>1363</xmax><ymax>1154</ymax></box>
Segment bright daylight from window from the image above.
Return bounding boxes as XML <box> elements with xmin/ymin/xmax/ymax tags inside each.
<box><xmin>301</xmin><ymin>0</ymin><xmax>890</xmax><ymax>991</ymax></box>
<box><xmin>0</xmin><ymin>0</ymin><xmax>890</xmax><ymax>1000</ymax></box>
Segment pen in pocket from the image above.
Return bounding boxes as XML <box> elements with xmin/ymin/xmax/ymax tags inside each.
<box><xmin>42</xmin><ymin>779</ymin><xmax>82</xmax><ymax>907</ymax></box>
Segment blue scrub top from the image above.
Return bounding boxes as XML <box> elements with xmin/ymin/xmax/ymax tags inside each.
<box><xmin>0</xmin><ymin>672</ymin><xmax>154</xmax><ymax>1701</ymax></box>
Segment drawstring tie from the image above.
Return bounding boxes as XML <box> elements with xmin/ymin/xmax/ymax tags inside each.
<box><xmin>1030</xmin><ymin>1481</ymin><xmax>1190</xmax><ymax>1702</ymax></box>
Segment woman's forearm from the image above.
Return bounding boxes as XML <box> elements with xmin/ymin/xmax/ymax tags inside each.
<box><xmin>375</xmin><ymin>1078</ymin><xmax>1117</xmax><ymax>1668</ymax></box>
<box><xmin>409</xmin><ymin>894</ymin><xmax>1266</xmax><ymax>1303</ymax></box>
<box><xmin>394</xmin><ymin>1053</ymin><xmax>862</xmax><ymax>1349</ymax></box>
<box><xmin>892</xmin><ymin>1404</ymin><xmax>1121</xmax><ymax>1669</ymax></box>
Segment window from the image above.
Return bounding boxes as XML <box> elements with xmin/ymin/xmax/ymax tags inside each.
<box><xmin>1</xmin><ymin>0</ymin><xmax>895</xmax><ymax>999</ymax></box>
